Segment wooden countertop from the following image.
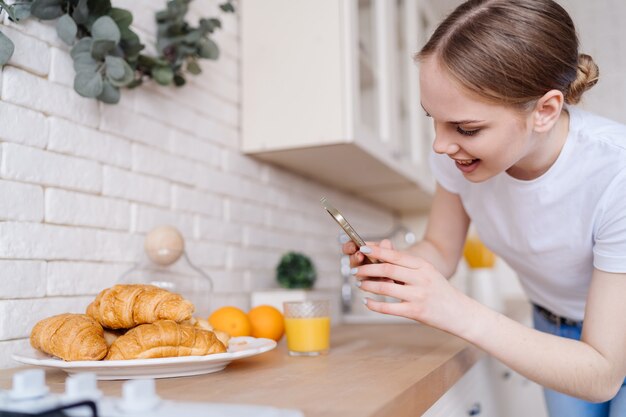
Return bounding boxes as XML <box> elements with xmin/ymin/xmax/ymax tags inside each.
<box><xmin>0</xmin><ymin>324</ymin><xmax>482</xmax><ymax>417</ymax></box>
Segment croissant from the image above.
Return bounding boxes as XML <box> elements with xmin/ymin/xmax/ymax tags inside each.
<box><xmin>87</xmin><ymin>284</ymin><xmax>194</xmax><ymax>329</ymax></box>
<box><xmin>30</xmin><ymin>314</ymin><xmax>107</xmax><ymax>361</ymax></box>
<box><xmin>105</xmin><ymin>320</ymin><xmax>226</xmax><ymax>360</ymax></box>
<box><xmin>183</xmin><ymin>317</ymin><xmax>231</xmax><ymax>347</ymax></box>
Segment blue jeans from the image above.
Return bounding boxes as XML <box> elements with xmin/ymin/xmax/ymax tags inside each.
<box><xmin>532</xmin><ymin>306</ymin><xmax>626</xmax><ymax>417</ymax></box>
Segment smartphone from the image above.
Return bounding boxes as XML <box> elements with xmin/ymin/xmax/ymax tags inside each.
<box><xmin>320</xmin><ymin>197</ymin><xmax>381</xmax><ymax>267</ymax></box>
<box><xmin>320</xmin><ymin>197</ymin><xmax>367</xmax><ymax>246</ymax></box>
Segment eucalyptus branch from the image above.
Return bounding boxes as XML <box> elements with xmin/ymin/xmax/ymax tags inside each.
<box><xmin>0</xmin><ymin>0</ymin><xmax>235</xmax><ymax>104</ymax></box>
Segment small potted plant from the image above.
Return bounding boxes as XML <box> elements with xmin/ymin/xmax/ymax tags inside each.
<box><xmin>276</xmin><ymin>252</ymin><xmax>317</xmax><ymax>289</ymax></box>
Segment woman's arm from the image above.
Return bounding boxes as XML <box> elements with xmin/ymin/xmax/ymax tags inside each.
<box><xmin>355</xmin><ymin>251</ymin><xmax>626</xmax><ymax>402</ymax></box>
<box><xmin>463</xmin><ymin>268</ymin><xmax>626</xmax><ymax>402</ymax></box>
<box><xmin>407</xmin><ymin>184</ymin><xmax>470</xmax><ymax>278</ymax></box>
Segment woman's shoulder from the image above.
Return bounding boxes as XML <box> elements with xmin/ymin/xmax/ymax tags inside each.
<box><xmin>569</xmin><ymin>106</ymin><xmax>626</xmax><ymax>151</ymax></box>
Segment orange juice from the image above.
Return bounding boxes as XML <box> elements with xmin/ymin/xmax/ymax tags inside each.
<box><xmin>284</xmin><ymin>317</ymin><xmax>330</xmax><ymax>353</ymax></box>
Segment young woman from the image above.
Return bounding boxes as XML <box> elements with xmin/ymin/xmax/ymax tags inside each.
<box><xmin>344</xmin><ymin>1</ymin><xmax>626</xmax><ymax>416</ymax></box>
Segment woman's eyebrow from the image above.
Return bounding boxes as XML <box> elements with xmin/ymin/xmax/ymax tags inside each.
<box><xmin>420</xmin><ymin>103</ymin><xmax>485</xmax><ymax>124</ymax></box>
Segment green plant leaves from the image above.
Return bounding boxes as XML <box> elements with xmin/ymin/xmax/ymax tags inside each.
<box><xmin>197</xmin><ymin>38</ymin><xmax>219</xmax><ymax>59</ymax></box>
<box><xmin>11</xmin><ymin>2</ymin><xmax>33</xmax><ymax>21</ymax></box>
<box><xmin>186</xmin><ymin>59</ymin><xmax>201</xmax><ymax>75</ymax></box>
<box><xmin>74</xmin><ymin>70</ymin><xmax>103</xmax><ymax>98</ymax></box>
<box><xmin>91</xmin><ymin>39</ymin><xmax>115</xmax><ymax>60</ymax></box>
<box><xmin>1</xmin><ymin>0</ymin><xmax>234</xmax><ymax>101</ymax></box>
<box><xmin>109</xmin><ymin>8</ymin><xmax>132</xmax><ymax>28</ymax></box>
<box><xmin>86</xmin><ymin>0</ymin><xmax>111</xmax><ymax>19</ymax></box>
<box><xmin>30</xmin><ymin>0</ymin><xmax>64</xmax><ymax>19</ymax></box>
<box><xmin>152</xmin><ymin>65</ymin><xmax>174</xmax><ymax>85</ymax></box>
<box><xmin>276</xmin><ymin>252</ymin><xmax>317</xmax><ymax>289</ymax></box>
<box><xmin>71</xmin><ymin>37</ymin><xmax>92</xmax><ymax>57</ymax></box>
<box><xmin>73</xmin><ymin>52</ymin><xmax>99</xmax><ymax>73</ymax></box>
<box><xmin>91</xmin><ymin>16</ymin><xmax>120</xmax><ymax>43</ymax></box>
<box><xmin>219</xmin><ymin>2</ymin><xmax>235</xmax><ymax>13</ymax></box>
<box><xmin>71</xmin><ymin>0</ymin><xmax>89</xmax><ymax>25</ymax></box>
<box><xmin>97</xmin><ymin>80</ymin><xmax>120</xmax><ymax>104</ymax></box>
<box><xmin>105</xmin><ymin>55</ymin><xmax>134</xmax><ymax>86</ymax></box>
<box><xmin>104</xmin><ymin>55</ymin><xmax>124</xmax><ymax>79</ymax></box>
<box><xmin>56</xmin><ymin>14</ymin><xmax>77</xmax><ymax>45</ymax></box>
<box><xmin>0</xmin><ymin>31</ymin><xmax>15</xmax><ymax>66</ymax></box>
<box><xmin>0</xmin><ymin>0</ymin><xmax>17</xmax><ymax>20</ymax></box>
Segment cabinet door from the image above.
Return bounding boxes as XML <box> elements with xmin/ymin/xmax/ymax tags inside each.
<box><xmin>422</xmin><ymin>358</ymin><xmax>500</xmax><ymax>417</ymax></box>
<box><xmin>394</xmin><ymin>0</ymin><xmax>437</xmax><ymax>173</ymax></box>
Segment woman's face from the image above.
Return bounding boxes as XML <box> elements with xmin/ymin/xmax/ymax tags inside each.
<box><xmin>419</xmin><ymin>56</ymin><xmax>536</xmax><ymax>183</ymax></box>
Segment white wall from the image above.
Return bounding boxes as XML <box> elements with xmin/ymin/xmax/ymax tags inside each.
<box><xmin>0</xmin><ymin>0</ymin><xmax>394</xmax><ymax>368</ymax></box>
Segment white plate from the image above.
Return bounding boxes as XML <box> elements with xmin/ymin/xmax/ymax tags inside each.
<box><xmin>12</xmin><ymin>337</ymin><xmax>277</xmax><ymax>380</ymax></box>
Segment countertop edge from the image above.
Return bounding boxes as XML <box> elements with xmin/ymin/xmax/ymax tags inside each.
<box><xmin>373</xmin><ymin>342</ymin><xmax>484</xmax><ymax>417</ymax></box>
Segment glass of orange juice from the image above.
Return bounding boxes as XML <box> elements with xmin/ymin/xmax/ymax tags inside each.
<box><xmin>283</xmin><ymin>300</ymin><xmax>330</xmax><ymax>356</ymax></box>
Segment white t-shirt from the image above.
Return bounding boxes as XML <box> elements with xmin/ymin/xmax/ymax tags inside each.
<box><xmin>429</xmin><ymin>106</ymin><xmax>626</xmax><ymax>320</ymax></box>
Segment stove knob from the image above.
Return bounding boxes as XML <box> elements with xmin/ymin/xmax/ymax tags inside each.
<box><xmin>10</xmin><ymin>369</ymin><xmax>49</xmax><ymax>400</ymax></box>
<box><xmin>65</xmin><ymin>373</ymin><xmax>102</xmax><ymax>400</ymax></box>
<box><xmin>119</xmin><ymin>379</ymin><xmax>161</xmax><ymax>412</ymax></box>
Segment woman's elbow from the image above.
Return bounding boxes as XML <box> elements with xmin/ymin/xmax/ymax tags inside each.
<box><xmin>583</xmin><ymin>377</ymin><xmax>623</xmax><ymax>403</ymax></box>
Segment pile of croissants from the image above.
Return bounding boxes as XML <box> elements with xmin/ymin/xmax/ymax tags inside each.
<box><xmin>30</xmin><ymin>284</ymin><xmax>230</xmax><ymax>361</ymax></box>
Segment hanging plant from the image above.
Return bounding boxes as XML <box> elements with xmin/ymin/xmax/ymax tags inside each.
<box><xmin>0</xmin><ymin>0</ymin><xmax>234</xmax><ymax>104</ymax></box>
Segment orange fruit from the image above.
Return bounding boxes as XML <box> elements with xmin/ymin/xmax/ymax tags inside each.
<box><xmin>248</xmin><ymin>305</ymin><xmax>285</xmax><ymax>341</ymax></box>
<box><xmin>208</xmin><ymin>306</ymin><xmax>252</xmax><ymax>337</ymax></box>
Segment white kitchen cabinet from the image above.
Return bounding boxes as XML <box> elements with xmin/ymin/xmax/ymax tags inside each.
<box><xmin>488</xmin><ymin>359</ymin><xmax>548</xmax><ymax>417</ymax></box>
<box><xmin>241</xmin><ymin>0</ymin><xmax>437</xmax><ymax>214</ymax></box>
<box><xmin>422</xmin><ymin>358</ymin><xmax>500</xmax><ymax>417</ymax></box>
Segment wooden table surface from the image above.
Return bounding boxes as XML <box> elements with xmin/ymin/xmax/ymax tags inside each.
<box><xmin>0</xmin><ymin>324</ymin><xmax>482</xmax><ymax>417</ymax></box>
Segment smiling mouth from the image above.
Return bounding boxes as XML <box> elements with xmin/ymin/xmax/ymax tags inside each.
<box><xmin>455</xmin><ymin>159</ymin><xmax>478</xmax><ymax>165</ymax></box>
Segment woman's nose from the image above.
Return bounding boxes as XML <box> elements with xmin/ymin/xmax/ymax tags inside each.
<box><xmin>432</xmin><ymin>133</ymin><xmax>460</xmax><ymax>155</ymax></box>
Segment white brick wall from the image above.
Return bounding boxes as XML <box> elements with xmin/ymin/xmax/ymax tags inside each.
<box><xmin>0</xmin><ymin>0</ymin><xmax>393</xmax><ymax>368</ymax></box>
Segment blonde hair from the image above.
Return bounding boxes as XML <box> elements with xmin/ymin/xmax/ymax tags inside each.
<box><xmin>416</xmin><ymin>0</ymin><xmax>599</xmax><ymax>108</ymax></box>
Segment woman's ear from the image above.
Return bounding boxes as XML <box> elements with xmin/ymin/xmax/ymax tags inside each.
<box><xmin>532</xmin><ymin>89</ymin><xmax>565</xmax><ymax>133</ymax></box>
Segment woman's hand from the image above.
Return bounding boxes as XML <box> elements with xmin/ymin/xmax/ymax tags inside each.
<box><xmin>352</xmin><ymin>244</ymin><xmax>474</xmax><ymax>334</ymax></box>
<box><xmin>342</xmin><ymin>239</ymin><xmax>394</xmax><ymax>267</ymax></box>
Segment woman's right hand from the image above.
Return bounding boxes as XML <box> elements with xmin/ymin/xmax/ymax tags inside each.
<box><xmin>342</xmin><ymin>239</ymin><xmax>394</xmax><ymax>267</ymax></box>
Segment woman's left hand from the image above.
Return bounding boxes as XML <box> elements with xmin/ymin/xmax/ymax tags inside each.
<box><xmin>354</xmin><ymin>245</ymin><xmax>474</xmax><ymax>334</ymax></box>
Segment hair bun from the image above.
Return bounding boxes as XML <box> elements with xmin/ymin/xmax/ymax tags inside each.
<box><xmin>566</xmin><ymin>54</ymin><xmax>599</xmax><ymax>104</ymax></box>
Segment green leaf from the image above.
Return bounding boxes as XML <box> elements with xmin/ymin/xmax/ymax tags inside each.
<box><xmin>73</xmin><ymin>52</ymin><xmax>99</xmax><ymax>73</ymax></box>
<box><xmin>108</xmin><ymin>8</ymin><xmax>132</xmax><ymax>29</ymax></box>
<box><xmin>173</xmin><ymin>74</ymin><xmax>186</xmax><ymax>86</ymax></box>
<box><xmin>151</xmin><ymin>65</ymin><xmax>174</xmax><ymax>85</ymax></box>
<box><xmin>197</xmin><ymin>38</ymin><xmax>219</xmax><ymax>59</ymax></box>
<box><xmin>11</xmin><ymin>3</ymin><xmax>32</xmax><ymax>21</ymax></box>
<box><xmin>56</xmin><ymin>14</ymin><xmax>77</xmax><ymax>45</ymax></box>
<box><xmin>0</xmin><ymin>31</ymin><xmax>15</xmax><ymax>66</ymax></box>
<box><xmin>104</xmin><ymin>55</ymin><xmax>125</xmax><ymax>79</ymax></box>
<box><xmin>219</xmin><ymin>2</ymin><xmax>235</xmax><ymax>13</ymax></box>
<box><xmin>184</xmin><ymin>30</ymin><xmax>202</xmax><ymax>44</ymax></box>
<box><xmin>126</xmin><ymin>78</ymin><xmax>142</xmax><ymax>89</ymax></box>
<box><xmin>200</xmin><ymin>18</ymin><xmax>221</xmax><ymax>33</ymax></box>
<box><xmin>74</xmin><ymin>70</ymin><xmax>104</xmax><ymax>98</ymax></box>
<box><xmin>30</xmin><ymin>0</ymin><xmax>64</xmax><ymax>19</ymax></box>
<box><xmin>155</xmin><ymin>9</ymin><xmax>171</xmax><ymax>23</ymax></box>
<box><xmin>91</xmin><ymin>16</ymin><xmax>120</xmax><ymax>43</ymax></box>
<box><xmin>186</xmin><ymin>60</ymin><xmax>201</xmax><ymax>75</ymax></box>
<box><xmin>97</xmin><ymin>80</ymin><xmax>120</xmax><ymax>104</ymax></box>
<box><xmin>1</xmin><ymin>0</ymin><xmax>18</xmax><ymax>21</ymax></box>
<box><xmin>87</xmin><ymin>0</ymin><xmax>111</xmax><ymax>18</ymax></box>
<box><xmin>70</xmin><ymin>37</ymin><xmax>92</xmax><ymax>58</ymax></box>
<box><xmin>71</xmin><ymin>0</ymin><xmax>89</xmax><ymax>25</ymax></box>
<box><xmin>91</xmin><ymin>39</ymin><xmax>116</xmax><ymax>60</ymax></box>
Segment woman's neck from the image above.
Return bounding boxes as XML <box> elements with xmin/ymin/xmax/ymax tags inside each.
<box><xmin>507</xmin><ymin>110</ymin><xmax>570</xmax><ymax>180</ymax></box>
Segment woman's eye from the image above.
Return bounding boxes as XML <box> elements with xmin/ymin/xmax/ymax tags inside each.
<box><xmin>456</xmin><ymin>126</ymin><xmax>479</xmax><ymax>136</ymax></box>
<box><xmin>424</xmin><ymin>112</ymin><xmax>431</xmax><ymax>118</ymax></box>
